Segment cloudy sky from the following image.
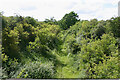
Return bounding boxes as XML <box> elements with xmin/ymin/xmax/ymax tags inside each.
<box><xmin>0</xmin><ymin>0</ymin><xmax>119</xmax><ymax>21</ymax></box>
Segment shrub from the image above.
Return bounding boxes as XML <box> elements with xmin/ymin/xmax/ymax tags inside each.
<box><xmin>14</xmin><ymin>61</ymin><xmax>55</xmax><ymax>79</ymax></box>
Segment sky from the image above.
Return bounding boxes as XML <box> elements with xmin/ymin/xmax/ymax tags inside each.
<box><xmin>0</xmin><ymin>0</ymin><xmax>119</xmax><ymax>21</ymax></box>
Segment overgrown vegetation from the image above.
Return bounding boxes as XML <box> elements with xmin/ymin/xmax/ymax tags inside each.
<box><xmin>1</xmin><ymin>11</ymin><xmax>120</xmax><ymax>79</ymax></box>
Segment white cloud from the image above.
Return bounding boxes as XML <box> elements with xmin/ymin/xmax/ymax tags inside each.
<box><xmin>0</xmin><ymin>0</ymin><xmax>119</xmax><ymax>21</ymax></box>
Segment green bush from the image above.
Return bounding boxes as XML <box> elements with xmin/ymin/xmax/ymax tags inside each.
<box><xmin>78</xmin><ymin>33</ymin><xmax>118</xmax><ymax>78</ymax></box>
<box><xmin>14</xmin><ymin>61</ymin><xmax>55</xmax><ymax>79</ymax></box>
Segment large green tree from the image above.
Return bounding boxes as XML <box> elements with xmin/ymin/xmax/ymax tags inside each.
<box><xmin>59</xmin><ymin>11</ymin><xmax>79</xmax><ymax>30</ymax></box>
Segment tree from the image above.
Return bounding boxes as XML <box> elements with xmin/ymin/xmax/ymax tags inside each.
<box><xmin>25</xmin><ymin>16</ymin><xmax>38</xmax><ymax>26</ymax></box>
<box><xmin>59</xmin><ymin>11</ymin><xmax>79</xmax><ymax>30</ymax></box>
<box><xmin>107</xmin><ymin>17</ymin><xmax>120</xmax><ymax>37</ymax></box>
<box><xmin>44</xmin><ymin>17</ymin><xmax>58</xmax><ymax>25</ymax></box>
<box><xmin>90</xmin><ymin>19</ymin><xmax>98</xmax><ymax>26</ymax></box>
<box><xmin>92</xmin><ymin>21</ymin><xmax>106</xmax><ymax>39</ymax></box>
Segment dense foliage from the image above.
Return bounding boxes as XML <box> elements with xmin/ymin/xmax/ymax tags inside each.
<box><xmin>1</xmin><ymin>11</ymin><xmax>120</xmax><ymax>79</ymax></box>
